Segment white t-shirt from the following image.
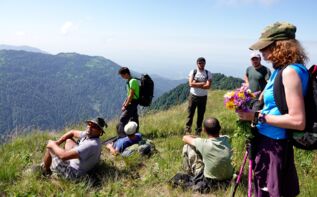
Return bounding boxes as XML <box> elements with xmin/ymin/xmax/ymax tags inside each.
<box><xmin>70</xmin><ymin>131</ymin><xmax>101</xmax><ymax>176</ymax></box>
<box><xmin>189</xmin><ymin>69</ymin><xmax>212</xmax><ymax>96</ymax></box>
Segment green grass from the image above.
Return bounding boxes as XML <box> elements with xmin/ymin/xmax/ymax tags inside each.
<box><xmin>0</xmin><ymin>90</ymin><xmax>316</xmax><ymax>196</ymax></box>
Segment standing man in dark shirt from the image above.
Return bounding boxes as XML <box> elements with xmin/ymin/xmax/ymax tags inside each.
<box><xmin>244</xmin><ymin>52</ymin><xmax>271</xmax><ymax>94</ymax></box>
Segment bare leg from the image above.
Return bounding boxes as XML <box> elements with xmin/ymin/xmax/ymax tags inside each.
<box><xmin>43</xmin><ymin>148</ymin><xmax>52</xmax><ymax>172</ymax></box>
<box><xmin>65</xmin><ymin>138</ymin><xmax>77</xmax><ymax>151</ymax></box>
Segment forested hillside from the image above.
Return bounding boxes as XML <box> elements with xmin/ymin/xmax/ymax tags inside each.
<box><xmin>149</xmin><ymin>73</ymin><xmax>244</xmax><ymax>111</ymax></box>
<box><xmin>0</xmin><ymin>50</ymin><xmax>182</xmax><ymax>142</ymax></box>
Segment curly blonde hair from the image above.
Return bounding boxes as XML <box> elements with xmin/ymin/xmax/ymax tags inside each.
<box><xmin>265</xmin><ymin>39</ymin><xmax>309</xmax><ymax>69</ymax></box>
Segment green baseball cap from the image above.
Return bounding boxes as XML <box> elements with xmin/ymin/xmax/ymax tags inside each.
<box><xmin>250</xmin><ymin>22</ymin><xmax>297</xmax><ymax>50</ymax></box>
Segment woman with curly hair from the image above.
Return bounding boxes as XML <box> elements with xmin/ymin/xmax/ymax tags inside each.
<box><xmin>237</xmin><ymin>22</ymin><xmax>309</xmax><ymax>197</ymax></box>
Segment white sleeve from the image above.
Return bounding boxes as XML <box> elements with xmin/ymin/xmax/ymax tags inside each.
<box><xmin>208</xmin><ymin>71</ymin><xmax>212</xmax><ymax>80</ymax></box>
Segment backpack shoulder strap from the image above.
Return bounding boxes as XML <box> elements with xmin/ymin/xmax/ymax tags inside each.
<box><xmin>193</xmin><ymin>69</ymin><xmax>197</xmax><ymax>79</ymax></box>
<box><xmin>193</xmin><ymin>69</ymin><xmax>209</xmax><ymax>80</ymax></box>
<box><xmin>205</xmin><ymin>69</ymin><xmax>209</xmax><ymax>80</ymax></box>
<box><xmin>273</xmin><ymin>67</ymin><xmax>288</xmax><ymax>114</ymax></box>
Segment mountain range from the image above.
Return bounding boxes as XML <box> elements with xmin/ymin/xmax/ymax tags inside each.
<box><xmin>0</xmin><ymin>44</ymin><xmax>48</xmax><ymax>54</ymax></box>
<box><xmin>0</xmin><ymin>49</ymin><xmax>185</xmax><ymax>141</ymax></box>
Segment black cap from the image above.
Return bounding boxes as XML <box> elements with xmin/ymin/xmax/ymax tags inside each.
<box><xmin>197</xmin><ymin>57</ymin><xmax>206</xmax><ymax>63</ymax></box>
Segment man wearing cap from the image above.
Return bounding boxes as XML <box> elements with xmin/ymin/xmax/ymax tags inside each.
<box><xmin>185</xmin><ymin>57</ymin><xmax>212</xmax><ymax>135</ymax></box>
<box><xmin>244</xmin><ymin>52</ymin><xmax>271</xmax><ymax>94</ymax></box>
<box><xmin>39</xmin><ymin>117</ymin><xmax>106</xmax><ymax>179</ymax></box>
<box><xmin>118</xmin><ymin>67</ymin><xmax>140</xmax><ymax>138</ymax></box>
<box><xmin>106</xmin><ymin>121</ymin><xmax>142</xmax><ymax>155</ymax></box>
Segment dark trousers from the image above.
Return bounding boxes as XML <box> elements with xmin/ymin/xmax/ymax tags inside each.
<box><xmin>117</xmin><ymin>100</ymin><xmax>139</xmax><ymax>138</ymax></box>
<box><xmin>185</xmin><ymin>94</ymin><xmax>207</xmax><ymax>134</ymax></box>
<box><xmin>253</xmin><ymin>134</ymin><xmax>299</xmax><ymax>197</ymax></box>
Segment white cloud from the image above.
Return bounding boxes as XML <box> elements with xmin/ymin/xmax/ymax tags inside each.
<box><xmin>60</xmin><ymin>21</ymin><xmax>77</xmax><ymax>35</ymax></box>
<box><xmin>15</xmin><ymin>31</ymin><xmax>26</xmax><ymax>36</ymax></box>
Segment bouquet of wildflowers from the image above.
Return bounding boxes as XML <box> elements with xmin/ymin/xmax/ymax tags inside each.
<box><xmin>224</xmin><ymin>86</ymin><xmax>259</xmax><ymax>139</ymax></box>
<box><xmin>224</xmin><ymin>86</ymin><xmax>259</xmax><ymax>112</ymax></box>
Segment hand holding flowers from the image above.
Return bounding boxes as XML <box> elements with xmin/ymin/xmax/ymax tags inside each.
<box><xmin>224</xmin><ymin>86</ymin><xmax>260</xmax><ymax>139</ymax></box>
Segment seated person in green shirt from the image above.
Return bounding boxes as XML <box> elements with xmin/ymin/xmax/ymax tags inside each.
<box><xmin>170</xmin><ymin>117</ymin><xmax>233</xmax><ymax>193</ymax></box>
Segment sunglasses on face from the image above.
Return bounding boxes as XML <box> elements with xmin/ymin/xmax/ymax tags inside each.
<box><xmin>88</xmin><ymin>123</ymin><xmax>100</xmax><ymax>130</ymax></box>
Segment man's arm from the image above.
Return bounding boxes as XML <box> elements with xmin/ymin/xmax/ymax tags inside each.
<box><xmin>106</xmin><ymin>143</ymin><xmax>119</xmax><ymax>155</ymax></box>
<box><xmin>244</xmin><ymin>74</ymin><xmax>249</xmax><ymax>87</ymax></box>
<box><xmin>47</xmin><ymin>140</ymin><xmax>79</xmax><ymax>160</ymax></box>
<box><xmin>188</xmin><ymin>76</ymin><xmax>206</xmax><ymax>88</ymax></box>
<box><xmin>55</xmin><ymin>130</ymin><xmax>82</xmax><ymax>146</ymax></box>
<box><xmin>202</xmin><ymin>79</ymin><xmax>211</xmax><ymax>89</ymax></box>
<box><xmin>182</xmin><ymin>135</ymin><xmax>196</xmax><ymax>146</ymax></box>
<box><xmin>122</xmin><ymin>89</ymin><xmax>135</xmax><ymax>111</ymax></box>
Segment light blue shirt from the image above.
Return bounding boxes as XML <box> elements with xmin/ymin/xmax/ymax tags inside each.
<box><xmin>256</xmin><ymin>64</ymin><xmax>309</xmax><ymax>139</ymax></box>
<box><xmin>114</xmin><ymin>133</ymin><xmax>142</xmax><ymax>152</ymax></box>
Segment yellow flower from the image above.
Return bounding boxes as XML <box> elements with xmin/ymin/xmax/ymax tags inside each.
<box><xmin>238</xmin><ymin>91</ymin><xmax>245</xmax><ymax>99</ymax></box>
<box><xmin>224</xmin><ymin>91</ymin><xmax>235</xmax><ymax>99</ymax></box>
<box><xmin>226</xmin><ymin>101</ymin><xmax>235</xmax><ymax>110</ymax></box>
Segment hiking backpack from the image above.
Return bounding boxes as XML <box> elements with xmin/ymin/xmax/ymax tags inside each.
<box><xmin>193</xmin><ymin>69</ymin><xmax>209</xmax><ymax>81</ymax></box>
<box><xmin>137</xmin><ymin>74</ymin><xmax>154</xmax><ymax>107</ymax></box>
<box><xmin>121</xmin><ymin>139</ymin><xmax>156</xmax><ymax>157</ymax></box>
<box><xmin>273</xmin><ymin>64</ymin><xmax>317</xmax><ymax>150</ymax></box>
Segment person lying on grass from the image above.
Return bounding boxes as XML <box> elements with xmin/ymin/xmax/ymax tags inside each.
<box><xmin>32</xmin><ymin>117</ymin><xmax>106</xmax><ymax>179</ymax></box>
<box><xmin>106</xmin><ymin>121</ymin><xmax>142</xmax><ymax>155</ymax></box>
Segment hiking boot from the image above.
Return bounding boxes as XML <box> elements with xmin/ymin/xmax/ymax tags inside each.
<box><xmin>195</xmin><ymin>129</ymin><xmax>202</xmax><ymax>136</ymax></box>
<box><xmin>184</xmin><ymin>127</ymin><xmax>192</xmax><ymax>134</ymax></box>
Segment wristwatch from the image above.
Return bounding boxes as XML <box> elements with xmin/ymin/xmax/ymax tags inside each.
<box><xmin>258</xmin><ymin>113</ymin><xmax>266</xmax><ymax>123</ymax></box>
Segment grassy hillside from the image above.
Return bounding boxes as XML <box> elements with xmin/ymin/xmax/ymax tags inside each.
<box><xmin>1</xmin><ymin>90</ymin><xmax>316</xmax><ymax>196</ymax></box>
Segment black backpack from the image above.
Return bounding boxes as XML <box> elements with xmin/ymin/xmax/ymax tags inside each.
<box><xmin>136</xmin><ymin>74</ymin><xmax>154</xmax><ymax>107</ymax></box>
<box><xmin>193</xmin><ymin>69</ymin><xmax>209</xmax><ymax>81</ymax></box>
<box><xmin>273</xmin><ymin>64</ymin><xmax>317</xmax><ymax>150</ymax></box>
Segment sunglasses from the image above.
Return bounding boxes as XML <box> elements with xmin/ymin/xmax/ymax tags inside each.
<box><xmin>88</xmin><ymin>122</ymin><xmax>101</xmax><ymax>130</ymax></box>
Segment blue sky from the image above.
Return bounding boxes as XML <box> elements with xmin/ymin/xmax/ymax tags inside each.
<box><xmin>1</xmin><ymin>0</ymin><xmax>316</xmax><ymax>79</ymax></box>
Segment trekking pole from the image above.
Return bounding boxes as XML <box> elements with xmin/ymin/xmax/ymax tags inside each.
<box><xmin>231</xmin><ymin>150</ymin><xmax>248</xmax><ymax>197</ymax></box>
<box><xmin>248</xmin><ymin>151</ymin><xmax>253</xmax><ymax>197</ymax></box>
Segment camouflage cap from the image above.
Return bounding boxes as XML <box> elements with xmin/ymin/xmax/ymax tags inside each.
<box><xmin>250</xmin><ymin>22</ymin><xmax>297</xmax><ymax>50</ymax></box>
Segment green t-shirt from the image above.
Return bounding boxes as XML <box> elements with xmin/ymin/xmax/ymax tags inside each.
<box><xmin>246</xmin><ymin>65</ymin><xmax>271</xmax><ymax>92</ymax></box>
<box><xmin>193</xmin><ymin>136</ymin><xmax>233</xmax><ymax>180</ymax></box>
<box><xmin>127</xmin><ymin>78</ymin><xmax>140</xmax><ymax>100</ymax></box>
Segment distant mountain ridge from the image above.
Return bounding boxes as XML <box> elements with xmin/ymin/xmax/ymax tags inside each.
<box><xmin>0</xmin><ymin>50</ymin><xmax>184</xmax><ymax>142</ymax></box>
<box><xmin>149</xmin><ymin>73</ymin><xmax>244</xmax><ymax>111</ymax></box>
<box><xmin>0</xmin><ymin>44</ymin><xmax>48</xmax><ymax>54</ymax></box>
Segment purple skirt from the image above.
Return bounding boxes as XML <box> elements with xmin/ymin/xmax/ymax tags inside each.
<box><xmin>253</xmin><ymin>134</ymin><xmax>299</xmax><ymax>197</ymax></box>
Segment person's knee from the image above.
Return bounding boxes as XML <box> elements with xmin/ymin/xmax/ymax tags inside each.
<box><xmin>65</xmin><ymin>138</ymin><xmax>73</xmax><ymax>144</ymax></box>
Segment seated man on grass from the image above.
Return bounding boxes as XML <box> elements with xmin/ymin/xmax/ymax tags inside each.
<box><xmin>106</xmin><ymin>121</ymin><xmax>142</xmax><ymax>155</ymax></box>
<box><xmin>170</xmin><ymin>117</ymin><xmax>233</xmax><ymax>193</ymax></box>
<box><xmin>34</xmin><ymin>117</ymin><xmax>106</xmax><ymax>179</ymax></box>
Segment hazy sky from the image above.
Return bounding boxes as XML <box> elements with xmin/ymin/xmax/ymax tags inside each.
<box><xmin>1</xmin><ymin>0</ymin><xmax>316</xmax><ymax>79</ymax></box>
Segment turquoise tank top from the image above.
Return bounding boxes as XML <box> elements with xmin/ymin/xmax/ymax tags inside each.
<box><xmin>256</xmin><ymin>64</ymin><xmax>309</xmax><ymax>139</ymax></box>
